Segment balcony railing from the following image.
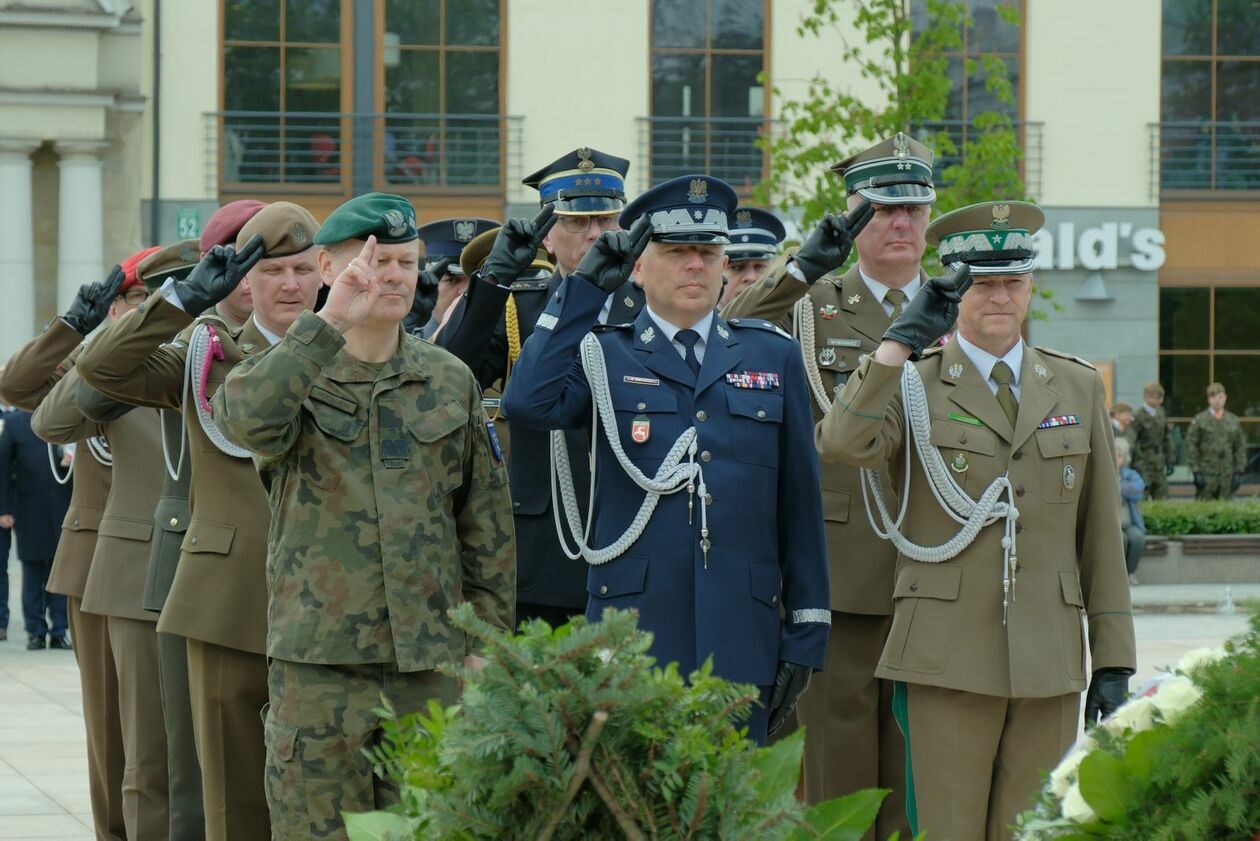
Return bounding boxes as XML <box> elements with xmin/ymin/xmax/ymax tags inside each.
<box><xmin>205</xmin><ymin>111</ymin><xmax>523</xmax><ymax>194</ymax></box>
<box><xmin>638</xmin><ymin>116</ymin><xmax>777</xmax><ymax>193</ymax></box>
<box><xmin>910</xmin><ymin>120</ymin><xmax>1044</xmax><ymax>199</ymax></box>
<box><xmin>1151</xmin><ymin>121</ymin><xmax>1260</xmax><ymax>197</ymax></box>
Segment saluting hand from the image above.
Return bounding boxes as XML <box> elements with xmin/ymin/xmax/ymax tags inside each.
<box><xmin>62</xmin><ymin>264</ymin><xmax>127</xmax><ymax>335</ymax></box>
<box><xmin>318</xmin><ymin>236</ymin><xmax>382</xmax><ymax>333</ymax></box>
<box><xmin>175</xmin><ymin>234</ymin><xmax>266</xmax><ymax>316</ymax></box>
<box><xmin>482</xmin><ymin>205</ymin><xmax>557</xmax><ymax>287</ymax></box>
<box><xmin>573</xmin><ymin>215</ymin><xmax>653</xmax><ymax>294</ymax></box>
<box><xmin>882</xmin><ymin>263</ymin><xmax>973</xmax><ymax>360</ymax></box>
<box><xmin>792</xmin><ymin>198</ymin><xmax>875</xmax><ymax>283</ymax></box>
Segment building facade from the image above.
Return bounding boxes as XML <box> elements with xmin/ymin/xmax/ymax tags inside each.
<box><xmin>1</xmin><ymin>0</ymin><xmax>1256</xmax><ymax>476</ymax></box>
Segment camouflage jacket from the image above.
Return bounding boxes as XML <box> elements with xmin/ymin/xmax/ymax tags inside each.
<box><xmin>212</xmin><ymin>311</ymin><xmax>515</xmax><ymax>671</ymax></box>
<box><xmin>1129</xmin><ymin>405</ymin><xmax>1173</xmax><ymax>470</ymax></box>
<box><xmin>1186</xmin><ymin>409</ymin><xmax>1247</xmax><ymax>474</ymax></box>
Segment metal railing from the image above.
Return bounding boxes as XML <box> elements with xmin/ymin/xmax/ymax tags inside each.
<box><xmin>910</xmin><ymin>119</ymin><xmax>1044</xmax><ymax>199</ymax></box>
<box><xmin>638</xmin><ymin>116</ymin><xmax>777</xmax><ymax>193</ymax></box>
<box><xmin>1151</xmin><ymin>121</ymin><xmax>1260</xmax><ymax>196</ymax></box>
<box><xmin>205</xmin><ymin>111</ymin><xmax>523</xmax><ymax>193</ymax></box>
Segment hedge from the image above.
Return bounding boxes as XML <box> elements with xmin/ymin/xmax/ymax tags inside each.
<box><xmin>1139</xmin><ymin>499</ymin><xmax>1260</xmax><ymax>536</ymax></box>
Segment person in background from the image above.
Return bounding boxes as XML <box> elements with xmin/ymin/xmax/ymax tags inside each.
<box><xmin>1186</xmin><ymin>382</ymin><xmax>1247</xmax><ymax>500</ymax></box>
<box><xmin>1110</xmin><ymin>401</ymin><xmax>1137</xmax><ymax>449</ymax></box>
<box><xmin>1114</xmin><ymin>436</ymin><xmax>1146</xmax><ymax>586</ymax></box>
<box><xmin>1130</xmin><ymin>382</ymin><xmax>1174</xmax><ymax>500</ymax></box>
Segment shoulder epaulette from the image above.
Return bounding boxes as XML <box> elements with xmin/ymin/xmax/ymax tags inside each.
<box><xmin>921</xmin><ymin>345</ymin><xmax>945</xmax><ymax>358</ymax></box>
<box><xmin>592</xmin><ymin>322</ymin><xmax>632</xmax><ymax>333</ymax></box>
<box><xmin>508</xmin><ymin>279</ymin><xmax>551</xmax><ymax>292</ymax></box>
<box><xmin>727</xmin><ymin>317</ymin><xmax>791</xmax><ymax>340</ymax></box>
<box><xmin>1036</xmin><ymin>346</ymin><xmax>1096</xmax><ymax>369</ymax></box>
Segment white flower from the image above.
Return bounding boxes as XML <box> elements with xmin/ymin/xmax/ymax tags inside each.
<box><xmin>1061</xmin><ymin>782</ymin><xmax>1095</xmax><ymax>823</ymax></box>
<box><xmin>1176</xmin><ymin>646</ymin><xmax>1227</xmax><ymax>673</ymax></box>
<box><xmin>1150</xmin><ymin>675</ymin><xmax>1203</xmax><ymax>723</ymax></box>
<box><xmin>1102</xmin><ymin>696</ymin><xmax>1158</xmax><ymax>736</ymax></box>
<box><xmin>1048</xmin><ymin>736</ymin><xmax>1095</xmax><ymax>798</ymax></box>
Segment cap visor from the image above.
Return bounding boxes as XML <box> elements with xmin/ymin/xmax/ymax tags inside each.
<box><xmin>552</xmin><ymin>196</ymin><xmax>625</xmax><ymax>215</ymax></box>
<box><xmin>652</xmin><ymin>231</ymin><xmax>731</xmax><ymax>245</ymax></box>
<box><xmin>962</xmin><ymin>258</ymin><xmax>1035</xmax><ymax>276</ymax></box>
<box><xmin>856</xmin><ymin>183</ymin><xmax>936</xmax><ymax>205</ymax></box>
<box><xmin>726</xmin><ymin>247</ymin><xmax>776</xmax><ymax>261</ymax></box>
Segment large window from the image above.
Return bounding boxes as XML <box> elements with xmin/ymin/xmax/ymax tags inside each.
<box><xmin>649</xmin><ymin>0</ymin><xmax>769</xmax><ymax>190</ymax></box>
<box><xmin>1160</xmin><ymin>0</ymin><xmax>1260</xmax><ymax>191</ymax></box>
<box><xmin>221</xmin><ymin>0</ymin><xmax>347</xmax><ymax>185</ymax></box>
<box><xmin>380</xmin><ymin>0</ymin><xmax>503</xmax><ymax>188</ymax></box>
<box><xmin>1159</xmin><ymin>285</ymin><xmax>1260</xmax><ymax>476</ymax></box>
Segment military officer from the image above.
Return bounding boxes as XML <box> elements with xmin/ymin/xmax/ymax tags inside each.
<box><xmin>411</xmin><ymin>216</ymin><xmax>498</xmax><ymax>338</ymax></box>
<box><xmin>501</xmin><ymin>174</ymin><xmax>831</xmax><ymax>745</ymax></box>
<box><xmin>717</xmin><ymin>206</ymin><xmax>786</xmax><ymax>307</ymax></box>
<box><xmin>816</xmin><ymin>200</ymin><xmax>1137</xmax><ymax>841</ymax></box>
<box><xmin>77</xmin><ymin>201</ymin><xmax>320</xmax><ymax>841</ymax></box>
<box><xmin>721</xmin><ymin>133</ymin><xmax>935</xmax><ymax>832</ymax></box>
<box><xmin>1130</xmin><ymin>382</ymin><xmax>1175</xmax><ymax>499</ymax></box>
<box><xmin>1186</xmin><ymin>382</ymin><xmax>1248</xmax><ymax>500</ymax></box>
<box><xmin>210</xmin><ymin>192</ymin><xmax>515</xmax><ymax>841</ymax></box>
<box><xmin>438</xmin><ymin>147</ymin><xmax>644</xmax><ymax>629</ymax></box>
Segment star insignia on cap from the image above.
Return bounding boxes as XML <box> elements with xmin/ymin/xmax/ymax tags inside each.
<box><xmin>693</xmin><ymin>210</ymin><xmax>704</xmax><ymax>220</ymax></box>
<box><xmin>640</xmin><ymin>326</ymin><xmax>656</xmax><ymax>344</ymax></box>
<box><xmin>990</xmin><ymin>233</ymin><xmax>1004</xmax><ymax>245</ymax></box>
<box><xmin>949</xmin><ymin>363</ymin><xmax>964</xmax><ymax>379</ymax></box>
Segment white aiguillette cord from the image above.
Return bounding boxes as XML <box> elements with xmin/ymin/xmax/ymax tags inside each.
<box><xmin>46</xmin><ymin>443</ymin><xmax>73</xmax><ymax>485</ymax></box>
<box><xmin>183</xmin><ymin>321</ymin><xmax>252</xmax><ymax>461</ymax></box>
<box><xmin>550</xmin><ymin>332</ymin><xmax>709</xmax><ymax>567</ymax></box>
<box><xmin>859</xmin><ymin>362</ymin><xmax>1021</xmax><ymax>623</ymax></box>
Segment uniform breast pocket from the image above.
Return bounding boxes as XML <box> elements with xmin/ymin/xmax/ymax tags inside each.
<box><xmin>406</xmin><ymin>399</ymin><xmax>469</xmax><ymax>499</ymax></box>
<box><xmin>929</xmin><ymin>417</ymin><xmax>997</xmax><ymax>494</ymax></box>
<box><xmin>611</xmin><ymin>387</ymin><xmax>679</xmax><ymax>460</ymax></box>
<box><xmin>1036</xmin><ymin>427</ymin><xmax>1090</xmax><ymax>503</ymax></box>
<box><xmin>301</xmin><ymin>386</ymin><xmax>366</xmax><ymax>490</ymax></box>
<box><xmin>725</xmin><ymin>389</ymin><xmax>783</xmax><ymax>468</ymax></box>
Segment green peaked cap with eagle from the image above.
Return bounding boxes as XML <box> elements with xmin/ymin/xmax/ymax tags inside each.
<box><xmin>926</xmin><ymin>200</ymin><xmax>1045</xmax><ymax>276</ymax></box>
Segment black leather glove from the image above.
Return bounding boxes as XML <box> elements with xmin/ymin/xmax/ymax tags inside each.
<box><xmin>403</xmin><ymin>258</ymin><xmax>446</xmax><ymax>334</ymax></box>
<box><xmin>1165</xmin><ymin>464</ymin><xmax>1175</xmax><ymax>476</ymax></box>
<box><xmin>767</xmin><ymin>661</ymin><xmax>812</xmax><ymax>737</ymax></box>
<box><xmin>573</xmin><ymin>215</ymin><xmax>653</xmax><ymax>295</ymax></box>
<box><xmin>791</xmin><ymin>199</ymin><xmax>875</xmax><ymax>283</ymax></box>
<box><xmin>1083</xmin><ymin>667</ymin><xmax>1134</xmax><ymax>728</ymax></box>
<box><xmin>1193</xmin><ymin>472</ymin><xmax>1206</xmax><ymax>492</ymax></box>
<box><xmin>882</xmin><ymin>263</ymin><xmax>973</xmax><ymax>360</ymax></box>
<box><xmin>482</xmin><ymin>205</ymin><xmax>556</xmax><ymax>288</ymax></box>
<box><xmin>1232</xmin><ymin>473</ymin><xmax>1243</xmax><ymax>493</ymax></box>
<box><xmin>61</xmin><ymin>265</ymin><xmax>127</xmax><ymax>334</ymax></box>
<box><xmin>173</xmin><ymin>234</ymin><xmax>265</xmax><ymax>316</ymax></box>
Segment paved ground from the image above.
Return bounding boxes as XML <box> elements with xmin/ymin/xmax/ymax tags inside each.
<box><xmin>0</xmin><ymin>561</ymin><xmax>1254</xmax><ymax>838</ymax></box>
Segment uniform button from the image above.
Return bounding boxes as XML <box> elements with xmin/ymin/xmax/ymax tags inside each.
<box><xmin>704</xmin><ymin>493</ymin><xmax>713</xmax><ymax>504</ymax></box>
<box><xmin>72</xmin><ymin>518</ymin><xmax>79</xmax><ymax>527</ymax></box>
<box><xmin>1016</xmin><ymin>523</ymin><xmax>1024</xmax><ymax>534</ymax></box>
<box><xmin>169</xmin><ymin>517</ymin><xmax>178</xmax><ymax>527</ymax></box>
<box><xmin>598</xmin><ymin>585</ymin><xmax>608</xmax><ymax>595</ymax></box>
<box><xmin>700</xmin><ymin>450</ymin><xmax>712</xmax><ymax>462</ymax></box>
<box><xmin>637</xmin><ymin>402</ymin><xmax>646</xmax><ymax>411</ymax></box>
<box><xmin>696</xmin><ymin>410</ymin><xmax>707</xmax><ymax>422</ymax></box>
<box><xmin>512</xmin><ymin>501</ymin><xmax>521</xmax><ymax>510</ymax></box>
<box><xmin>1063</xmin><ymin>440</ymin><xmax>1070</xmax><ymax>450</ymax></box>
<box><xmin>959</xmin><ymin>434</ymin><xmax>968</xmax><ymax>444</ymax></box>
<box><xmin>771</xmin><ymin>594</ymin><xmax>778</xmax><ymax>604</ymax></box>
<box><xmin>190</xmin><ymin>536</ymin><xmax>198</xmax><ymax>545</ymax></box>
<box><xmin>1015</xmin><ymin>485</ymin><xmax>1025</xmax><ymax>497</ymax></box>
<box><xmin>1012</xmin><ymin>450</ymin><xmax>1023</xmax><ymax>460</ymax></box>
<box><xmin>756</xmin><ymin>409</ymin><xmax>767</xmax><ymax>418</ymax></box>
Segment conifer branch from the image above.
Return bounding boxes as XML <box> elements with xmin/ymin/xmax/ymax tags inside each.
<box><xmin>587</xmin><ymin>766</ymin><xmax>648</xmax><ymax>841</ymax></box>
<box><xmin>535</xmin><ymin>710</ymin><xmax>610</xmax><ymax>841</ymax></box>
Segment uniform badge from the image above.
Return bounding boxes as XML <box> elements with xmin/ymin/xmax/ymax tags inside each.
<box><xmin>951</xmin><ymin>453</ymin><xmax>969</xmax><ymax>473</ymax></box>
<box><xmin>640</xmin><ymin>326</ymin><xmax>656</xmax><ymax>344</ymax></box>
<box><xmin>736</xmin><ymin>209</ymin><xmax>752</xmax><ymax>227</ymax></box>
<box><xmin>577</xmin><ymin>147</ymin><xmax>595</xmax><ymax>173</ymax></box>
<box><xmin>893</xmin><ymin>133</ymin><xmax>910</xmax><ymax>160</ymax></box>
<box><xmin>763</xmin><ymin>277</ymin><xmax>775</xmax><ymax>288</ymax></box>
<box><xmin>818</xmin><ymin>348</ymin><xmax>837</xmax><ymax>366</ymax></box>
<box><xmin>991</xmin><ymin>203</ymin><xmax>1011</xmax><ymax>230</ymax></box>
<box><xmin>623</xmin><ymin>296</ymin><xmax>635</xmax><ymax>309</ymax></box>
<box><xmin>485</xmin><ymin>421</ymin><xmax>504</xmax><ymax>461</ymax></box>
<box><xmin>1034</xmin><ymin>363</ymin><xmax>1048</xmax><ymax>378</ymax></box>
<box><xmin>949</xmin><ymin>363</ymin><xmax>964</xmax><ymax>379</ymax></box>
<box><xmin>382</xmin><ymin>209</ymin><xmax>408</xmax><ymax>238</ymax></box>
<box><xmin>819</xmin><ymin>304</ymin><xmax>838</xmax><ymax>320</ymax></box>
<box><xmin>838</xmin><ymin>357</ymin><xmax>848</xmax><ymax>370</ymax></box>
<box><xmin>1063</xmin><ymin>464</ymin><xmax>1076</xmax><ymax>490</ymax></box>
<box><xmin>631</xmin><ymin>414</ymin><xmax>651</xmax><ymax>443</ymax></box>
<box><xmin>454</xmin><ymin>219</ymin><xmax>476</xmax><ymax>242</ymax></box>
<box><xmin>291</xmin><ymin>222</ymin><xmax>310</xmax><ymax>245</ymax></box>
<box><xmin>716</xmin><ymin>322</ymin><xmax>730</xmax><ymax>340</ymax></box>
<box><xmin>847</xmin><ymin>293</ymin><xmax>862</xmax><ymax>305</ymax></box>
<box><xmin>623</xmin><ymin>375</ymin><xmax>660</xmax><ymax>387</ymax></box>
<box><xmin>828</xmin><ymin>337</ymin><xmax>861</xmax><ymax>347</ymax></box>
<box><xmin>687</xmin><ymin>178</ymin><xmax>709</xmax><ymax>203</ymax></box>
<box><xmin>1038</xmin><ymin>415</ymin><xmax>1080</xmax><ymax>429</ymax></box>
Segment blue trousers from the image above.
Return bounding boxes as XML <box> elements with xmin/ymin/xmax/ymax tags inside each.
<box><xmin>0</xmin><ymin>528</ymin><xmax>10</xmax><ymax>629</ymax></box>
<box><xmin>21</xmin><ymin>559</ymin><xmax>67</xmax><ymax>638</ymax></box>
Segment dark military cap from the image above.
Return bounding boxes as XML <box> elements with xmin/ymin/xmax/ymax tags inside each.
<box><xmin>619</xmin><ymin>174</ymin><xmax>738</xmax><ymax>245</ymax></box>
<box><xmin>138</xmin><ymin>239</ymin><xmax>201</xmax><ymax>291</ymax></box>
<box><xmin>314</xmin><ymin>192</ymin><xmax>418</xmax><ymax>246</ymax></box>
<box><xmin>235</xmin><ymin>201</ymin><xmax>320</xmax><ymax>257</ymax></box>
<box><xmin>831</xmin><ymin>132</ymin><xmax>936</xmax><ymax>205</ymax></box>
<box><xmin>726</xmin><ymin>207</ymin><xmax>786</xmax><ymax>262</ymax></box>
<box><xmin>459</xmin><ymin>226</ymin><xmax>554</xmax><ymax>279</ymax></box>
<box><xmin>522</xmin><ymin>147</ymin><xmax>630</xmax><ymax>215</ymax></box>
<box><xmin>418</xmin><ymin>217</ymin><xmax>500</xmax><ymax>274</ymax></box>
<box><xmin>927</xmin><ymin>200</ymin><xmax>1044</xmax><ymax>276</ymax></box>
<box><xmin>200</xmin><ymin>200</ymin><xmax>267</xmax><ymax>251</ymax></box>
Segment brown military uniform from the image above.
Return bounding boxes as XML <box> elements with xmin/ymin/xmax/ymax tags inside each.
<box><xmin>2</xmin><ymin>324</ymin><xmax>129</xmax><ymax>841</ymax></box>
<box><xmin>817</xmin><ymin>339</ymin><xmax>1137</xmax><ymax>840</ymax></box>
<box><xmin>76</xmin><ymin>293</ymin><xmax>273</xmax><ymax>841</ymax></box>
<box><xmin>721</xmin><ymin>257</ymin><xmax>908</xmax><ymax>836</ymax></box>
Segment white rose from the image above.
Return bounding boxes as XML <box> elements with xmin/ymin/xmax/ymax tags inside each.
<box><xmin>1150</xmin><ymin>675</ymin><xmax>1203</xmax><ymax>723</ymax></box>
<box><xmin>1048</xmin><ymin>736</ymin><xmax>1095</xmax><ymax>798</ymax></box>
<box><xmin>1176</xmin><ymin>646</ymin><xmax>1227</xmax><ymax>673</ymax></box>
<box><xmin>1061</xmin><ymin>782</ymin><xmax>1095</xmax><ymax>823</ymax></box>
<box><xmin>1102</xmin><ymin>696</ymin><xmax>1157</xmax><ymax>736</ymax></box>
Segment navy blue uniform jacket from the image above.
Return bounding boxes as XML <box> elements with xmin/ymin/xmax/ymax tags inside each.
<box><xmin>502</xmin><ymin>275</ymin><xmax>830</xmax><ymax>686</ymax></box>
<box><xmin>0</xmin><ymin>410</ymin><xmax>72</xmax><ymax>562</ymax></box>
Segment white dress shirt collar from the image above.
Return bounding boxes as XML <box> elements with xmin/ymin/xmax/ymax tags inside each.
<box><xmin>252</xmin><ymin>315</ymin><xmax>284</xmax><ymax>346</ymax></box>
<box><xmin>858</xmin><ymin>266</ymin><xmax>922</xmax><ymax>315</ymax></box>
<box><xmin>955</xmin><ymin>331</ymin><xmax>1024</xmax><ymax>398</ymax></box>
<box><xmin>645</xmin><ymin>306</ymin><xmax>715</xmax><ymax>364</ymax></box>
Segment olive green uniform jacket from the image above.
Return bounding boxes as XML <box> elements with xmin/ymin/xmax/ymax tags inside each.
<box><xmin>817</xmin><ymin>340</ymin><xmax>1137</xmax><ymax>697</ymax></box>
<box><xmin>212</xmin><ymin>311</ymin><xmax>515</xmax><ymax>671</ymax></box>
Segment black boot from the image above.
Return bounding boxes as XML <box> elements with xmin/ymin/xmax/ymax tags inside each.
<box><xmin>49</xmin><ymin>637</ymin><xmax>72</xmax><ymax>650</ymax></box>
<box><xmin>26</xmin><ymin>634</ymin><xmax>46</xmax><ymax>650</ymax></box>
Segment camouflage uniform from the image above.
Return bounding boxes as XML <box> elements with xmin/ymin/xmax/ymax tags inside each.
<box><xmin>212</xmin><ymin>310</ymin><xmax>514</xmax><ymax>840</ymax></box>
<box><xmin>1186</xmin><ymin>408</ymin><xmax>1247</xmax><ymax>500</ymax></box>
<box><xmin>1130</xmin><ymin>406</ymin><xmax>1174</xmax><ymax>499</ymax></box>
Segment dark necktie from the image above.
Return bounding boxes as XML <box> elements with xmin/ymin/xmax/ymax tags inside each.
<box><xmin>991</xmin><ymin>360</ymin><xmax>1019</xmax><ymax>427</ymax></box>
<box><xmin>676</xmin><ymin>329</ymin><xmax>702</xmax><ymax>377</ymax></box>
<box><xmin>885</xmin><ymin>288</ymin><xmax>906</xmax><ymax>320</ymax></box>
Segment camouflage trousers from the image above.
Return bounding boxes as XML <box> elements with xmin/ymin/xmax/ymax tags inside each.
<box><xmin>1197</xmin><ymin>469</ymin><xmax>1237</xmax><ymax>500</ymax></box>
<box><xmin>263</xmin><ymin>659</ymin><xmax>458</xmax><ymax>841</ymax></box>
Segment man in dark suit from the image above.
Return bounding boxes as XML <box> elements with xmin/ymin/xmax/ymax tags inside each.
<box><xmin>0</xmin><ymin>407</ymin><xmax>72</xmax><ymax>649</ymax></box>
<box><xmin>0</xmin><ymin>402</ymin><xmax>12</xmax><ymax>642</ymax></box>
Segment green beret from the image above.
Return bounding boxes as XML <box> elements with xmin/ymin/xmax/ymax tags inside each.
<box><xmin>235</xmin><ymin>201</ymin><xmax>320</xmax><ymax>257</ymax></box>
<box><xmin>138</xmin><ymin>239</ymin><xmax>201</xmax><ymax>291</ymax></box>
<box><xmin>314</xmin><ymin>192</ymin><xmax>418</xmax><ymax>246</ymax></box>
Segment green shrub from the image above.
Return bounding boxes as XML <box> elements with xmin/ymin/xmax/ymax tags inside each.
<box><xmin>345</xmin><ymin>605</ymin><xmax>888</xmax><ymax>841</ymax></box>
<box><xmin>1139</xmin><ymin>499</ymin><xmax>1260</xmax><ymax>536</ymax></box>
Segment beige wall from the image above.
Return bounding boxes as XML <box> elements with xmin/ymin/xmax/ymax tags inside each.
<box><xmin>1026</xmin><ymin>0</ymin><xmax>1160</xmax><ymax>208</ymax></box>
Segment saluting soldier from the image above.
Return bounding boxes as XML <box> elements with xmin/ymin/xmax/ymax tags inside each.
<box><xmin>1130</xmin><ymin>381</ymin><xmax>1175</xmax><ymax>499</ymax></box>
<box><xmin>211</xmin><ymin>193</ymin><xmax>515</xmax><ymax>841</ymax></box>
<box><xmin>816</xmin><ymin>201</ymin><xmax>1137</xmax><ymax>841</ymax></box>
<box><xmin>0</xmin><ymin>256</ymin><xmax>156</xmax><ymax>841</ymax></box>
<box><xmin>502</xmin><ymin>174</ymin><xmax>831</xmax><ymax>744</ymax></box>
<box><xmin>1186</xmin><ymin>382</ymin><xmax>1248</xmax><ymax>500</ymax></box>
<box><xmin>721</xmin><ymin>133</ymin><xmax>936</xmax><ymax>832</ymax></box>
<box><xmin>717</xmin><ymin>206</ymin><xmax>786</xmax><ymax>307</ymax></box>
<box><xmin>438</xmin><ymin>148</ymin><xmax>643</xmax><ymax>628</ymax></box>
<box><xmin>410</xmin><ymin>216</ymin><xmax>498</xmax><ymax>338</ymax></box>
<box><xmin>76</xmin><ymin>201</ymin><xmax>320</xmax><ymax>841</ymax></box>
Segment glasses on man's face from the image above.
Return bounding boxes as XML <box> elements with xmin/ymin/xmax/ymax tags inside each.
<box><xmin>557</xmin><ymin>214</ymin><xmax>621</xmax><ymax>235</ymax></box>
<box><xmin>118</xmin><ymin>288</ymin><xmax>148</xmax><ymax>305</ymax></box>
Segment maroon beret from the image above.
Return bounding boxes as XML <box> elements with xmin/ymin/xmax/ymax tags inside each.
<box><xmin>199</xmin><ymin>200</ymin><xmax>268</xmax><ymax>251</ymax></box>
